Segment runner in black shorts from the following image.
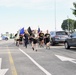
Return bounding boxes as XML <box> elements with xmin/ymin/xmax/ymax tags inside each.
<box><xmin>39</xmin><ymin>31</ymin><xmax>44</xmax><ymax>47</ymax></box>
<box><xmin>32</xmin><ymin>31</ymin><xmax>38</xmax><ymax>51</ymax></box>
<box><xmin>44</xmin><ymin>30</ymin><xmax>50</xmax><ymax>49</ymax></box>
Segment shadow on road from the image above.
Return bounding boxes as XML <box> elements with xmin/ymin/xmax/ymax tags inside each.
<box><xmin>66</xmin><ymin>47</ymin><xmax>76</xmax><ymax>52</ymax></box>
<box><xmin>51</xmin><ymin>43</ymin><xmax>64</xmax><ymax>46</ymax></box>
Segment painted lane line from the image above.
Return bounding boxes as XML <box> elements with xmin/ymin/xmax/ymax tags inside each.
<box><xmin>0</xmin><ymin>69</ymin><xmax>8</xmax><ymax>75</ymax></box>
<box><xmin>0</xmin><ymin>58</ymin><xmax>2</xmax><ymax>69</ymax></box>
<box><xmin>70</xmin><ymin>60</ymin><xmax>76</xmax><ymax>64</ymax></box>
<box><xmin>0</xmin><ymin>58</ymin><xmax>8</xmax><ymax>75</ymax></box>
<box><xmin>8</xmin><ymin>48</ymin><xmax>18</xmax><ymax>75</ymax></box>
<box><xmin>55</xmin><ymin>54</ymin><xmax>76</xmax><ymax>64</ymax></box>
<box><xmin>19</xmin><ymin>48</ymin><xmax>52</xmax><ymax>75</ymax></box>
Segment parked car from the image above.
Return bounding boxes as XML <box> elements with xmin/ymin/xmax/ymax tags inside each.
<box><xmin>50</xmin><ymin>31</ymin><xmax>69</xmax><ymax>45</ymax></box>
<box><xmin>2</xmin><ymin>36</ymin><xmax>8</xmax><ymax>40</ymax></box>
<box><xmin>64</xmin><ymin>32</ymin><xmax>76</xmax><ymax>49</ymax></box>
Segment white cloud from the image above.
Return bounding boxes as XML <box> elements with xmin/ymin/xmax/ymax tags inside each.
<box><xmin>0</xmin><ymin>0</ymin><xmax>75</xmax><ymax>10</ymax></box>
<box><xmin>0</xmin><ymin>0</ymin><xmax>75</xmax><ymax>6</ymax></box>
<box><xmin>0</xmin><ymin>0</ymin><xmax>53</xmax><ymax>7</ymax></box>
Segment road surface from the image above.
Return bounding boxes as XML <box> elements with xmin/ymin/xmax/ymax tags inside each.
<box><xmin>0</xmin><ymin>39</ymin><xmax>76</xmax><ymax>75</ymax></box>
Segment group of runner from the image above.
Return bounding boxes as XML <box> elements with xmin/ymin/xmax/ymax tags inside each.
<box><xmin>14</xmin><ymin>30</ymin><xmax>51</xmax><ymax>51</ymax></box>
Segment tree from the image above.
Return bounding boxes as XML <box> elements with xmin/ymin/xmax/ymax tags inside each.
<box><xmin>61</xmin><ymin>19</ymin><xmax>68</xmax><ymax>31</ymax></box>
<box><xmin>72</xmin><ymin>2</ymin><xmax>76</xmax><ymax>17</ymax></box>
<box><xmin>61</xmin><ymin>19</ymin><xmax>75</xmax><ymax>32</ymax></box>
<box><xmin>74</xmin><ymin>21</ymin><xmax>76</xmax><ymax>28</ymax></box>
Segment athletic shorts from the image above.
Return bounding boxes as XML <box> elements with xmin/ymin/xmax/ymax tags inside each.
<box><xmin>33</xmin><ymin>39</ymin><xmax>38</xmax><ymax>44</ymax></box>
<box><xmin>39</xmin><ymin>37</ymin><xmax>43</xmax><ymax>41</ymax></box>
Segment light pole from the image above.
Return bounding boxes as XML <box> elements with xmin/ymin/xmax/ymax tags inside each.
<box><xmin>54</xmin><ymin>0</ymin><xmax>56</xmax><ymax>31</ymax></box>
<box><xmin>67</xmin><ymin>16</ymin><xmax>70</xmax><ymax>34</ymax></box>
<box><xmin>72</xmin><ymin>21</ymin><xmax>75</xmax><ymax>32</ymax></box>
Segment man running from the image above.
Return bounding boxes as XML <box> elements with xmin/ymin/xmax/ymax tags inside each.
<box><xmin>44</xmin><ymin>30</ymin><xmax>50</xmax><ymax>49</ymax></box>
<box><xmin>39</xmin><ymin>31</ymin><xmax>44</xmax><ymax>47</ymax></box>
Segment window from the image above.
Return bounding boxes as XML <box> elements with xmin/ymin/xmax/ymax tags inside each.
<box><xmin>71</xmin><ymin>32</ymin><xmax>76</xmax><ymax>37</ymax></box>
<box><xmin>50</xmin><ymin>32</ymin><xmax>54</xmax><ymax>35</ymax></box>
<box><xmin>56</xmin><ymin>31</ymin><xmax>68</xmax><ymax>35</ymax></box>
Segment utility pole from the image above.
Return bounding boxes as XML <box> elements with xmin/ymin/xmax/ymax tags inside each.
<box><xmin>54</xmin><ymin>0</ymin><xmax>56</xmax><ymax>31</ymax></box>
<box><xmin>67</xmin><ymin>16</ymin><xmax>69</xmax><ymax>34</ymax></box>
<box><xmin>72</xmin><ymin>21</ymin><xmax>75</xmax><ymax>32</ymax></box>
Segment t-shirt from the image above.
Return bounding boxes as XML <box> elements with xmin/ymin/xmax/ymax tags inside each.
<box><xmin>45</xmin><ymin>33</ymin><xmax>50</xmax><ymax>38</ymax></box>
<box><xmin>45</xmin><ymin>33</ymin><xmax>50</xmax><ymax>43</ymax></box>
<box><xmin>39</xmin><ymin>33</ymin><xmax>44</xmax><ymax>38</ymax></box>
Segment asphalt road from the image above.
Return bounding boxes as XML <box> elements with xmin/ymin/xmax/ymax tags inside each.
<box><xmin>0</xmin><ymin>39</ymin><xmax>76</xmax><ymax>75</ymax></box>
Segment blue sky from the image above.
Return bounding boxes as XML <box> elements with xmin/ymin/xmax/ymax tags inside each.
<box><xmin>0</xmin><ymin>0</ymin><xmax>76</xmax><ymax>34</ymax></box>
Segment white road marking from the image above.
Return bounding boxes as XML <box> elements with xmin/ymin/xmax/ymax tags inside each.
<box><xmin>19</xmin><ymin>48</ymin><xmax>52</xmax><ymax>75</ymax></box>
<box><xmin>0</xmin><ymin>69</ymin><xmax>8</xmax><ymax>75</ymax></box>
<box><xmin>0</xmin><ymin>58</ymin><xmax>8</xmax><ymax>75</ymax></box>
<box><xmin>0</xmin><ymin>58</ymin><xmax>2</xmax><ymax>69</ymax></box>
<box><xmin>55</xmin><ymin>54</ymin><xmax>76</xmax><ymax>64</ymax></box>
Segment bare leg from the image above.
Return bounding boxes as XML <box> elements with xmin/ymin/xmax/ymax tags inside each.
<box><xmin>32</xmin><ymin>42</ymin><xmax>34</xmax><ymax>50</ymax></box>
<box><xmin>35</xmin><ymin>43</ymin><xmax>38</xmax><ymax>51</ymax></box>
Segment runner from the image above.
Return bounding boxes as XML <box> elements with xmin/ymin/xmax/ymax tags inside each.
<box><xmin>14</xmin><ymin>33</ymin><xmax>20</xmax><ymax>46</ymax></box>
<box><xmin>32</xmin><ymin>30</ymin><xmax>38</xmax><ymax>51</ymax></box>
<box><xmin>39</xmin><ymin>31</ymin><xmax>44</xmax><ymax>47</ymax></box>
<box><xmin>44</xmin><ymin>30</ymin><xmax>51</xmax><ymax>49</ymax></box>
<box><xmin>23</xmin><ymin>30</ymin><xmax>29</xmax><ymax>48</ymax></box>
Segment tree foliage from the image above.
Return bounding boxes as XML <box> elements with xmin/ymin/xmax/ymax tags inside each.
<box><xmin>61</xmin><ymin>2</ymin><xmax>76</xmax><ymax>32</ymax></box>
<box><xmin>74</xmin><ymin>21</ymin><xmax>76</xmax><ymax>28</ymax></box>
<box><xmin>61</xmin><ymin>19</ymin><xmax>75</xmax><ymax>32</ymax></box>
<box><xmin>72</xmin><ymin>2</ymin><xmax>76</xmax><ymax>17</ymax></box>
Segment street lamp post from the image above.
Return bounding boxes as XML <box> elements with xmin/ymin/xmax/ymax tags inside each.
<box><xmin>67</xmin><ymin>16</ymin><xmax>70</xmax><ymax>34</ymax></box>
<box><xmin>54</xmin><ymin>0</ymin><xmax>56</xmax><ymax>31</ymax></box>
<box><xmin>72</xmin><ymin>21</ymin><xmax>75</xmax><ymax>32</ymax></box>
